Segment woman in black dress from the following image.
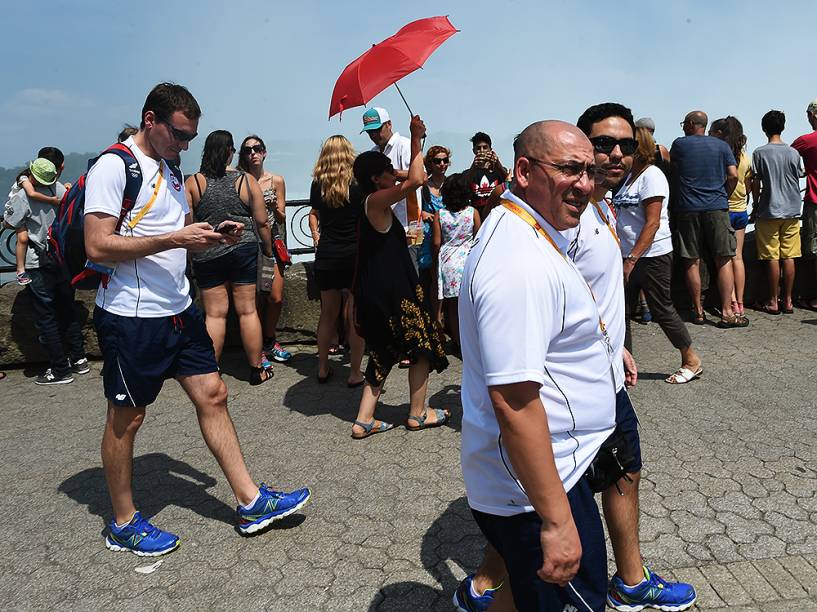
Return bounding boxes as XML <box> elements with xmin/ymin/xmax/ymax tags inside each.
<box><xmin>350</xmin><ymin>116</ymin><xmax>449</xmax><ymax>439</ymax></box>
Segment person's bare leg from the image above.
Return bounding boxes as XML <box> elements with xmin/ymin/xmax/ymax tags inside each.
<box><xmin>682</xmin><ymin>258</ymin><xmax>703</xmax><ymax>316</ymax></box>
<box><xmin>232</xmin><ymin>283</ymin><xmax>265</xmax><ymax>367</ymax></box>
<box><xmin>467</xmin><ymin>543</ymin><xmax>514</xmax><ymax>611</ymax></box>
<box><xmin>352</xmin><ymin>381</ymin><xmax>385</xmax><ymax>436</ymax></box>
<box><xmin>447</xmin><ymin>298</ymin><xmax>461</xmax><ymax>348</ymax></box>
<box><xmin>714</xmin><ymin>256</ymin><xmax>735</xmax><ymax>318</ymax></box>
<box><xmin>602</xmin><ymin>471</ymin><xmax>644</xmax><ymax>585</ymax></box>
<box><xmin>263</xmin><ymin>263</ymin><xmax>285</xmax><ymax>342</ymax></box>
<box><xmin>765</xmin><ymin>259</ymin><xmax>781</xmax><ymax>310</ymax></box>
<box><xmin>199</xmin><ymin>284</ymin><xmax>230</xmax><ymax>360</ymax></box>
<box><xmin>317</xmin><ymin>290</ymin><xmax>342</xmax><ymax>378</ymax></box>
<box><xmin>782</xmin><ymin>258</ymin><xmax>796</xmax><ymax>311</ymax></box>
<box><xmin>344</xmin><ymin>294</ymin><xmax>365</xmax><ymax>385</ymax></box>
<box><xmin>177</xmin><ymin>372</ymin><xmax>257</xmax><ymax>506</ymax></box>
<box><xmin>732</xmin><ymin>228</ymin><xmax>746</xmax><ymax>311</ymax></box>
<box><xmin>408</xmin><ymin>357</ymin><xmax>431</xmax><ymax>418</ymax></box>
<box><xmin>101</xmin><ymin>403</ymin><xmax>146</xmax><ymax>525</ymax></box>
<box><xmin>15</xmin><ymin>228</ymin><xmax>28</xmax><ymax>276</ymax></box>
<box><xmin>680</xmin><ymin>345</ymin><xmax>702</xmax><ymax>372</ymax></box>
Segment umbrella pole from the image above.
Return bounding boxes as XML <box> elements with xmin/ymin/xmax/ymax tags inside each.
<box><xmin>393</xmin><ymin>83</ymin><xmax>414</xmax><ymax>116</ymax></box>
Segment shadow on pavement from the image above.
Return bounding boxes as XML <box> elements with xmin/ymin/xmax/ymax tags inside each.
<box><xmin>368</xmin><ymin>497</ymin><xmax>485</xmax><ymax>611</ymax></box>
<box><xmin>58</xmin><ymin>452</ymin><xmax>235</xmax><ymax>527</ymax></box>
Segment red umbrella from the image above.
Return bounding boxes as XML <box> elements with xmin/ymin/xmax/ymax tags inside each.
<box><xmin>328</xmin><ymin>16</ymin><xmax>458</xmax><ymax>119</ymax></box>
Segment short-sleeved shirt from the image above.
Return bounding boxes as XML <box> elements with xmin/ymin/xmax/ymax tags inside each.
<box><xmin>85</xmin><ymin>136</ymin><xmax>191</xmax><ymax>317</ymax></box>
<box><xmin>468</xmin><ymin>167</ymin><xmax>504</xmax><ymax>213</ymax></box>
<box><xmin>670</xmin><ymin>135</ymin><xmax>736</xmax><ymax>212</ymax></box>
<box><xmin>459</xmin><ymin>190</ymin><xmax>616</xmax><ymax>517</ymax></box>
<box><xmin>792</xmin><ymin>131</ymin><xmax>817</xmax><ymax>205</ymax></box>
<box><xmin>3</xmin><ymin>180</ymin><xmax>66</xmax><ymax>269</ymax></box>
<box><xmin>566</xmin><ymin>199</ymin><xmax>625</xmax><ymax>392</ymax></box>
<box><xmin>612</xmin><ymin>165</ymin><xmax>672</xmax><ymax>258</ymax></box>
<box><xmin>729</xmin><ymin>152</ymin><xmax>752</xmax><ymax>213</ymax></box>
<box><xmin>751</xmin><ymin>143</ymin><xmax>803</xmax><ymax>219</ymax></box>
<box><xmin>371</xmin><ymin>132</ymin><xmax>411</xmax><ymax>229</ymax></box>
<box><xmin>309</xmin><ymin>180</ymin><xmax>364</xmax><ymax>269</ymax></box>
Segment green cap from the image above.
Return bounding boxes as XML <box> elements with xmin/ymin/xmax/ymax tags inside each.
<box><xmin>29</xmin><ymin>158</ymin><xmax>58</xmax><ymax>186</ymax></box>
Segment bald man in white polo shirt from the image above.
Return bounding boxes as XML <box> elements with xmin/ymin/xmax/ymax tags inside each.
<box><xmin>459</xmin><ymin>121</ymin><xmax>616</xmax><ymax>611</ymax></box>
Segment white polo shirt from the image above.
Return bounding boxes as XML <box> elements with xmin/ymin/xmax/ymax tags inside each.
<box><xmin>459</xmin><ymin>190</ymin><xmax>616</xmax><ymax>517</ymax></box>
<box><xmin>85</xmin><ymin>136</ymin><xmax>191</xmax><ymax>318</ymax></box>
<box><xmin>371</xmin><ymin>132</ymin><xmax>411</xmax><ymax>228</ymax></box>
<box><xmin>566</xmin><ymin>198</ymin><xmax>626</xmax><ymax>391</ymax></box>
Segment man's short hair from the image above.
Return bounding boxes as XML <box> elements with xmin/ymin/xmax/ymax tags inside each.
<box><xmin>576</xmin><ymin>103</ymin><xmax>636</xmax><ymax>137</ymax></box>
<box><xmin>761</xmin><ymin>110</ymin><xmax>786</xmax><ymax>136</ymax></box>
<box><xmin>470</xmin><ymin>132</ymin><xmax>492</xmax><ymax>147</ymax></box>
<box><xmin>37</xmin><ymin>146</ymin><xmax>64</xmax><ymax>169</ymax></box>
<box><xmin>140</xmin><ymin>82</ymin><xmax>201</xmax><ymax>130</ymax></box>
<box><xmin>807</xmin><ymin>99</ymin><xmax>817</xmax><ymax>115</ymax></box>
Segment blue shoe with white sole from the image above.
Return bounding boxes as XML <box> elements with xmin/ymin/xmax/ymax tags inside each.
<box><xmin>237</xmin><ymin>484</ymin><xmax>310</xmax><ymax>534</ymax></box>
<box><xmin>105</xmin><ymin>511</ymin><xmax>180</xmax><ymax>556</ymax></box>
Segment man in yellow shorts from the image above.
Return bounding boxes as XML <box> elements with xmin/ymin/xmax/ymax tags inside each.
<box><xmin>751</xmin><ymin>110</ymin><xmax>804</xmax><ymax>314</ymax></box>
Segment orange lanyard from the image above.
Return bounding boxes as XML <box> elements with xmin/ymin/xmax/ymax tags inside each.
<box><xmin>501</xmin><ymin>199</ymin><xmax>612</xmax><ymax>345</ymax></box>
<box><xmin>591</xmin><ymin>198</ymin><xmax>620</xmax><ymax>247</ymax></box>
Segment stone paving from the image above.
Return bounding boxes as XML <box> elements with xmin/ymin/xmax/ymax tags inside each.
<box><xmin>1</xmin><ymin>307</ymin><xmax>817</xmax><ymax>610</ymax></box>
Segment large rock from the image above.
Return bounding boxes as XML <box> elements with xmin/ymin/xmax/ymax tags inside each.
<box><xmin>0</xmin><ymin>262</ymin><xmax>321</xmax><ymax>367</ymax></box>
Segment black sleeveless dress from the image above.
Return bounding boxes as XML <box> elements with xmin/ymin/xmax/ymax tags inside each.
<box><xmin>353</xmin><ymin>207</ymin><xmax>448</xmax><ymax>386</ymax></box>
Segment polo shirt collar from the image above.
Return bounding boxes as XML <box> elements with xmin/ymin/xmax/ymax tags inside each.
<box><xmin>380</xmin><ymin>132</ymin><xmax>401</xmax><ymax>154</ymax></box>
<box><xmin>502</xmin><ymin>189</ymin><xmax>571</xmax><ymax>253</ymax></box>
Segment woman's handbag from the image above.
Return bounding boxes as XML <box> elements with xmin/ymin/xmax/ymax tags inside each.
<box><xmin>273</xmin><ymin>237</ymin><xmax>292</xmax><ymax>268</ymax></box>
<box><xmin>257</xmin><ymin>248</ymin><xmax>276</xmax><ymax>292</ymax></box>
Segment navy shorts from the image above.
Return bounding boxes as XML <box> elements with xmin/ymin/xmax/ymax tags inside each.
<box><xmin>472</xmin><ymin>477</ymin><xmax>607</xmax><ymax>611</ymax></box>
<box><xmin>193</xmin><ymin>242</ymin><xmax>258</xmax><ymax>289</ymax></box>
<box><xmin>729</xmin><ymin>210</ymin><xmax>749</xmax><ymax>231</ymax></box>
<box><xmin>94</xmin><ymin>304</ymin><xmax>218</xmax><ymax>408</ymax></box>
<box><xmin>614</xmin><ymin>388</ymin><xmax>642</xmax><ymax>473</ymax></box>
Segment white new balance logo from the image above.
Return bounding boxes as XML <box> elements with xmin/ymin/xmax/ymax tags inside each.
<box><xmin>115</xmin><ymin>394</ymin><xmax>127</xmax><ymax>401</ymax></box>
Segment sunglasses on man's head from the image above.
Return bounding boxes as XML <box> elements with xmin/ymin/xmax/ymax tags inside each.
<box><xmin>432</xmin><ymin>157</ymin><xmax>450</xmax><ymax>164</ymax></box>
<box><xmin>589</xmin><ymin>136</ymin><xmax>637</xmax><ymax>156</ymax></box>
<box><xmin>241</xmin><ymin>144</ymin><xmax>265</xmax><ymax>156</ymax></box>
<box><xmin>158</xmin><ymin>119</ymin><xmax>197</xmax><ymax>143</ymax></box>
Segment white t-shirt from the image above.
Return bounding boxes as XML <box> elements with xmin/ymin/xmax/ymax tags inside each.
<box><xmin>372</xmin><ymin>132</ymin><xmax>411</xmax><ymax>228</ymax></box>
<box><xmin>85</xmin><ymin>137</ymin><xmax>191</xmax><ymax>317</ymax></box>
<box><xmin>566</xmin><ymin>199</ymin><xmax>625</xmax><ymax>392</ymax></box>
<box><xmin>459</xmin><ymin>190</ymin><xmax>617</xmax><ymax>517</ymax></box>
<box><xmin>611</xmin><ymin>165</ymin><xmax>672</xmax><ymax>257</ymax></box>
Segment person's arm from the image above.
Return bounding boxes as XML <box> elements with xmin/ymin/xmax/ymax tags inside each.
<box><xmin>21</xmin><ymin>179</ymin><xmax>60</xmax><ymax>206</ymax></box>
<box><xmin>659</xmin><ymin>144</ymin><xmax>671</xmax><ymax>165</ymax></box>
<box><xmin>245</xmin><ymin>174</ymin><xmax>272</xmax><ymax>256</ymax></box>
<box><xmin>366</xmin><ymin>116</ymin><xmax>427</xmax><ymax>215</ymax></box>
<box><xmin>431</xmin><ymin>210</ymin><xmax>442</xmax><ymax>255</ymax></box>
<box><xmin>725</xmin><ymin>164</ymin><xmax>738</xmax><ymax>197</ymax></box>
<box><xmin>472</xmin><ymin>207</ymin><xmax>482</xmax><ymax>235</ymax></box>
<box><xmin>272</xmin><ymin>175</ymin><xmax>286</xmax><ymax>224</ymax></box>
<box><xmin>488</xmin><ymin>381</ymin><xmax>581</xmax><ymax>586</ymax></box>
<box><xmin>309</xmin><ymin>208</ymin><xmax>320</xmax><ymax>246</ymax></box>
<box><xmin>623</xmin><ymin>197</ymin><xmax>662</xmax><ymax>282</ymax></box>
<box><xmin>623</xmin><ymin>347</ymin><xmax>638</xmax><ymax>388</ymax></box>
<box><xmin>183</xmin><ymin>174</ymin><xmax>201</xmax><ymax>212</ymax></box>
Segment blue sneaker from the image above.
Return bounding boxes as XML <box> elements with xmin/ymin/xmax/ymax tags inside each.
<box><xmin>105</xmin><ymin>511</ymin><xmax>180</xmax><ymax>556</ymax></box>
<box><xmin>607</xmin><ymin>566</ymin><xmax>696</xmax><ymax>611</ymax></box>
<box><xmin>267</xmin><ymin>342</ymin><xmax>292</xmax><ymax>363</ymax></box>
<box><xmin>237</xmin><ymin>484</ymin><xmax>310</xmax><ymax>534</ymax></box>
<box><xmin>452</xmin><ymin>574</ymin><xmax>502</xmax><ymax>612</ymax></box>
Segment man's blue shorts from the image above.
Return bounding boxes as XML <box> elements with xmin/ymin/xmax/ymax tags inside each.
<box><xmin>472</xmin><ymin>477</ymin><xmax>606</xmax><ymax>611</ymax></box>
<box><xmin>615</xmin><ymin>388</ymin><xmax>642</xmax><ymax>474</ymax></box>
<box><xmin>729</xmin><ymin>210</ymin><xmax>750</xmax><ymax>232</ymax></box>
<box><xmin>94</xmin><ymin>304</ymin><xmax>218</xmax><ymax>408</ymax></box>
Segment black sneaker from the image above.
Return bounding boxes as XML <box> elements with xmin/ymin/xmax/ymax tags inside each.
<box><xmin>71</xmin><ymin>357</ymin><xmax>90</xmax><ymax>375</ymax></box>
<box><xmin>34</xmin><ymin>369</ymin><xmax>74</xmax><ymax>385</ymax></box>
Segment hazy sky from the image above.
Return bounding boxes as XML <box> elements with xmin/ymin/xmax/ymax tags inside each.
<box><xmin>3</xmin><ymin>1</ymin><xmax>817</xmax><ymax>198</ymax></box>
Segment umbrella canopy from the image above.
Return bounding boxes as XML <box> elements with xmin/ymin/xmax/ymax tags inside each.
<box><xmin>328</xmin><ymin>16</ymin><xmax>458</xmax><ymax>118</ymax></box>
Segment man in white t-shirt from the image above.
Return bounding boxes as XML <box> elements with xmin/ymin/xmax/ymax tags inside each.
<box><xmin>84</xmin><ymin>83</ymin><xmax>309</xmax><ymax>557</ymax></box>
<box><xmin>458</xmin><ymin>120</ymin><xmax>615</xmax><ymax>611</ymax></box>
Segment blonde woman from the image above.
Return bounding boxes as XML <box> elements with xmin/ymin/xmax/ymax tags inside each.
<box><xmin>308</xmin><ymin>136</ymin><xmax>365</xmax><ymax>386</ymax></box>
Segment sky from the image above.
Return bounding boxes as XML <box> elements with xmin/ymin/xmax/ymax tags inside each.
<box><xmin>2</xmin><ymin>0</ymin><xmax>817</xmax><ymax>199</ymax></box>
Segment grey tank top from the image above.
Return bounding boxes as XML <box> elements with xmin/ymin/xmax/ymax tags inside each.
<box><xmin>191</xmin><ymin>170</ymin><xmax>258</xmax><ymax>262</ymax></box>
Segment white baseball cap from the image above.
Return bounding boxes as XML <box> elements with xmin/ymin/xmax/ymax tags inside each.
<box><xmin>361</xmin><ymin>107</ymin><xmax>390</xmax><ymax>133</ymax></box>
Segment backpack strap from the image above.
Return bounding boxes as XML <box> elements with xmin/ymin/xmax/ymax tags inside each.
<box><xmin>96</xmin><ymin>143</ymin><xmax>143</xmax><ymax>232</ymax></box>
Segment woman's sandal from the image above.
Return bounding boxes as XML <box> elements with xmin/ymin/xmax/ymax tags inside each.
<box><xmin>665</xmin><ymin>367</ymin><xmax>703</xmax><ymax>384</ymax></box>
<box><xmin>717</xmin><ymin>313</ymin><xmax>750</xmax><ymax>328</ymax></box>
<box><xmin>328</xmin><ymin>344</ymin><xmax>341</xmax><ymax>355</ymax></box>
<box><xmin>405</xmin><ymin>408</ymin><xmax>450</xmax><ymax>431</ymax></box>
<box><xmin>249</xmin><ymin>365</ymin><xmax>274</xmax><ymax>386</ymax></box>
<box><xmin>692</xmin><ymin>310</ymin><xmax>706</xmax><ymax>325</ymax></box>
<box><xmin>351</xmin><ymin>419</ymin><xmax>394</xmax><ymax>440</ymax></box>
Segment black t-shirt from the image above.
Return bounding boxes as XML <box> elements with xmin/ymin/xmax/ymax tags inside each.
<box><xmin>469</xmin><ymin>168</ymin><xmax>504</xmax><ymax>212</ymax></box>
<box><xmin>309</xmin><ymin>180</ymin><xmax>364</xmax><ymax>269</ymax></box>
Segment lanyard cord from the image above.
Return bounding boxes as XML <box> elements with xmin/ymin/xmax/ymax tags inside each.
<box><xmin>591</xmin><ymin>198</ymin><xmax>620</xmax><ymax>247</ymax></box>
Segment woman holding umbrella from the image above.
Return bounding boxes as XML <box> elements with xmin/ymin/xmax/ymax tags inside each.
<box><xmin>350</xmin><ymin>115</ymin><xmax>449</xmax><ymax>439</ymax></box>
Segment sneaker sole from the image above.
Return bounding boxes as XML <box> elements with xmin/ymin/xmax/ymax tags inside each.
<box><xmin>72</xmin><ymin>368</ymin><xmax>91</xmax><ymax>375</ymax></box>
<box><xmin>606</xmin><ymin>595</ymin><xmax>697</xmax><ymax>612</ymax></box>
<box><xmin>105</xmin><ymin>536</ymin><xmax>180</xmax><ymax>557</ymax></box>
<box><xmin>35</xmin><ymin>377</ymin><xmax>74</xmax><ymax>385</ymax></box>
<box><xmin>270</xmin><ymin>355</ymin><xmax>291</xmax><ymax>363</ymax></box>
<box><xmin>451</xmin><ymin>590</ymin><xmax>469</xmax><ymax>612</ymax></box>
<box><xmin>238</xmin><ymin>492</ymin><xmax>311</xmax><ymax>535</ymax></box>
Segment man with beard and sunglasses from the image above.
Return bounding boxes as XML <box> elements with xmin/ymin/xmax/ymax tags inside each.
<box><xmin>455</xmin><ymin>107</ymin><xmax>696</xmax><ymax>612</ymax></box>
<box><xmin>84</xmin><ymin>83</ymin><xmax>310</xmax><ymax>556</ymax></box>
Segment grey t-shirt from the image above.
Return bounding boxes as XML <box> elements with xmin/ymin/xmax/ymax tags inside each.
<box><xmin>3</xmin><ymin>180</ymin><xmax>66</xmax><ymax>268</ymax></box>
<box><xmin>752</xmin><ymin>143</ymin><xmax>803</xmax><ymax>219</ymax></box>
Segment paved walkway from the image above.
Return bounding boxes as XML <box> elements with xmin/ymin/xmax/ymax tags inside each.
<box><xmin>1</xmin><ymin>307</ymin><xmax>816</xmax><ymax>610</ymax></box>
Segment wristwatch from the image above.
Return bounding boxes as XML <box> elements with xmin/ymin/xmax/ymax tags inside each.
<box><xmin>625</xmin><ymin>254</ymin><xmax>638</xmax><ymax>263</ymax></box>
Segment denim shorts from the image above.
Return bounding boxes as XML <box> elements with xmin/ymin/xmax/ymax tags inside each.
<box><xmin>193</xmin><ymin>242</ymin><xmax>258</xmax><ymax>289</ymax></box>
<box><xmin>729</xmin><ymin>210</ymin><xmax>749</xmax><ymax>231</ymax></box>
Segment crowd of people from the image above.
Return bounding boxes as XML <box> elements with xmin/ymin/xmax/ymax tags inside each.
<box><xmin>4</xmin><ymin>81</ymin><xmax>817</xmax><ymax>611</ymax></box>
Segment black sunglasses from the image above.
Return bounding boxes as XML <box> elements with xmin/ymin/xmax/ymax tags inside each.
<box><xmin>241</xmin><ymin>144</ymin><xmax>266</xmax><ymax>156</ymax></box>
<box><xmin>159</xmin><ymin>119</ymin><xmax>197</xmax><ymax>143</ymax></box>
<box><xmin>432</xmin><ymin>157</ymin><xmax>450</xmax><ymax>164</ymax></box>
<box><xmin>589</xmin><ymin>136</ymin><xmax>637</xmax><ymax>156</ymax></box>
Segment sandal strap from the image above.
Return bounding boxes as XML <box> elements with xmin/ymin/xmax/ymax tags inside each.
<box><xmin>406</xmin><ymin>410</ymin><xmax>428</xmax><ymax>426</ymax></box>
<box><xmin>353</xmin><ymin>419</ymin><xmax>375</xmax><ymax>433</ymax></box>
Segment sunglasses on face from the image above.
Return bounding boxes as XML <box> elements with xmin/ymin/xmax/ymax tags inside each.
<box><xmin>432</xmin><ymin>157</ymin><xmax>450</xmax><ymax>164</ymax></box>
<box><xmin>589</xmin><ymin>136</ymin><xmax>637</xmax><ymax>156</ymax></box>
<box><xmin>159</xmin><ymin>119</ymin><xmax>197</xmax><ymax>143</ymax></box>
<box><xmin>241</xmin><ymin>144</ymin><xmax>265</xmax><ymax>156</ymax></box>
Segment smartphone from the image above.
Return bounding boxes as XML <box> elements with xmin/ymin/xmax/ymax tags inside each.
<box><xmin>215</xmin><ymin>223</ymin><xmax>235</xmax><ymax>235</ymax></box>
